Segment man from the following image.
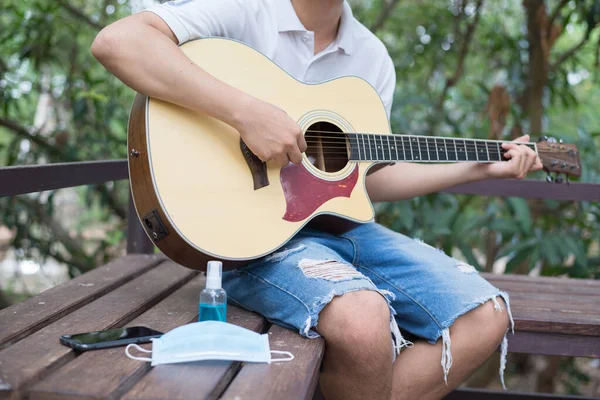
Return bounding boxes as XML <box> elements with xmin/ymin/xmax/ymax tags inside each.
<box><xmin>91</xmin><ymin>1</ymin><xmax>542</xmax><ymax>398</ymax></box>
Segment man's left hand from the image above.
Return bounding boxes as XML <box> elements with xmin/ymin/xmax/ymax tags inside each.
<box><xmin>484</xmin><ymin>134</ymin><xmax>543</xmax><ymax>179</ymax></box>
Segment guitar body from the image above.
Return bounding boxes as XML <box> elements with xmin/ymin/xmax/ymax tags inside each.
<box><xmin>128</xmin><ymin>38</ymin><xmax>391</xmax><ymax>270</ymax></box>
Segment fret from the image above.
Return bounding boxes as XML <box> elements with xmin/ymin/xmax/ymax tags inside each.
<box><xmin>434</xmin><ymin>137</ymin><xmax>440</xmax><ymax>161</ymax></box>
<box><xmin>416</xmin><ymin>137</ymin><xmax>423</xmax><ymax>161</ymax></box>
<box><xmin>437</xmin><ymin>138</ymin><xmax>447</xmax><ymax>161</ymax></box>
<box><xmin>418</xmin><ymin>137</ymin><xmax>429</xmax><ymax>161</ymax></box>
<box><xmin>385</xmin><ymin>136</ymin><xmax>392</xmax><ymax>161</ymax></box>
<box><xmin>473</xmin><ymin>140</ymin><xmax>479</xmax><ymax>161</ymax></box>
<box><xmin>355</xmin><ymin>135</ymin><xmax>361</xmax><ymax>161</ymax></box>
<box><xmin>427</xmin><ymin>137</ymin><xmax>436</xmax><ymax>161</ymax></box>
<box><xmin>401</xmin><ymin>136</ymin><xmax>407</xmax><ymax>161</ymax></box>
<box><xmin>371</xmin><ymin>135</ymin><xmax>379</xmax><ymax>160</ymax></box>
<box><xmin>409</xmin><ymin>137</ymin><xmax>418</xmax><ymax>161</ymax></box>
<box><xmin>447</xmin><ymin>138</ymin><xmax>454</xmax><ymax>161</ymax></box>
<box><xmin>485</xmin><ymin>141</ymin><xmax>490</xmax><ymax>161</ymax></box>
<box><xmin>367</xmin><ymin>135</ymin><xmax>373</xmax><ymax>160</ymax></box>
<box><xmin>464</xmin><ymin>140</ymin><xmax>477</xmax><ymax>161</ymax></box>
<box><xmin>475</xmin><ymin>141</ymin><xmax>489</xmax><ymax>162</ymax></box>
<box><xmin>362</xmin><ymin>134</ymin><xmax>368</xmax><ymax>161</ymax></box>
<box><xmin>496</xmin><ymin>141</ymin><xmax>502</xmax><ymax>162</ymax></box>
<box><xmin>456</xmin><ymin>139</ymin><xmax>467</xmax><ymax>161</ymax></box>
<box><xmin>392</xmin><ymin>136</ymin><xmax>400</xmax><ymax>161</ymax></box>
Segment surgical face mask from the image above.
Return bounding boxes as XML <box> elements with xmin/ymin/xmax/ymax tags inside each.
<box><xmin>125</xmin><ymin>321</ymin><xmax>294</xmax><ymax>366</ymax></box>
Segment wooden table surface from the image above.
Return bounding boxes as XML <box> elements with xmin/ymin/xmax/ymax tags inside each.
<box><xmin>1</xmin><ymin>254</ymin><xmax>598</xmax><ymax>399</ymax></box>
<box><xmin>0</xmin><ymin>255</ymin><xmax>324</xmax><ymax>400</ymax></box>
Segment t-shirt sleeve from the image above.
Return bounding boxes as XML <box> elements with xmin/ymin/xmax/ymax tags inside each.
<box><xmin>378</xmin><ymin>55</ymin><xmax>396</xmax><ymax>118</ymax></box>
<box><xmin>145</xmin><ymin>0</ymin><xmax>248</xmax><ymax>44</ymax></box>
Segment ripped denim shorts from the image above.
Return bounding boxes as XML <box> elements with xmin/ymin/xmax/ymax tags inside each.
<box><xmin>223</xmin><ymin>222</ymin><xmax>513</xmax><ymax>385</ymax></box>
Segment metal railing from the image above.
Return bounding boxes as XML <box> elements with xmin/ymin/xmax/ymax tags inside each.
<box><xmin>1</xmin><ymin>159</ymin><xmax>599</xmax><ymax>257</ymax></box>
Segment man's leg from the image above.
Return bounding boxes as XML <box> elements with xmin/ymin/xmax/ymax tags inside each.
<box><xmin>318</xmin><ymin>290</ymin><xmax>394</xmax><ymax>400</ymax></box>
<box><xmin>317</xmin><ymin>293</ymin><xmax>509</xmax><ymax>400</ymax></box>
<box><xmin>391</xmin><ymin>298</ymin><xmax>509</xmax><ymax>400</ymax></box>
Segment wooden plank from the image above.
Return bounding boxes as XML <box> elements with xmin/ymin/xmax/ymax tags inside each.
<box><xmin>510</xmin><ymin>309</ymin><xmax>600</xmax><ymax>336</ymax></box>
<box><xmin>445</xmin><ymin>387</ymin><xmax>599</xmax><ymax>400</ymax></box>
<box><xmin>0</xmin><ymin>254</ymin><xmax>164</xmax><ymax>350</ymax></box>
<box><xmin>29</xmin><ymin>275</ymin><xmax>208</xmax><ymax>400</ymax></box>
<box><xmin>510</xmin><ymin>292</ymin><xmax>600</xmax><ymax>316</ymax></box>
<box><xmin>221</xmin><ymin>324</ymin><xmax>325</xmax><ymax>400</ymax></box>
<box><xmin>489</xmin><ymin>280</ymin><xmax>600</xmax><ymax>297</ymax></box>
<box><xmin>123</xmin><ymin>308</ymin><xmax>267</xmax><ymax>400</ymax></box>
<box><xmin>483</xmin><ymin>273</ymin><xmax>600</xmax><ymax>288</ymax></box>
<box><xmin>0</xmin><ymin>262</ymin><xmax>195</xmax><ymax>400</ymax></box>
<box><xmin>0</xmin><ymin>160</ymin><xmax>128</xmax><ymax>197</ymax></box>
<box><xmin>507</xmin><ymin>331</ymin><xmax>600</xmax><ymax>358</ymax></box>
<box><xmin>441</xmin><ymin>179</ymin><xmax>600</xmax><ymax>202</ymax></box>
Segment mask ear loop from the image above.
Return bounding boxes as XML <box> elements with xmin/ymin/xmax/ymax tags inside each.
<box><xmin>126</xmin><ymin>343</ymin><xmax>153</xmax><ymax>362</ymax></box>
<box><xmin>270</xmin><ymin>350</ymin><xmax>294</xmax><ymax>363</ymax></box>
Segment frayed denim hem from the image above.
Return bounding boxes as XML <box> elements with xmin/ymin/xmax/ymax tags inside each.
<box><xmin>434</xmin><ymin>291</ymin><xmax>514</xmax><ymax>389</ymax></box>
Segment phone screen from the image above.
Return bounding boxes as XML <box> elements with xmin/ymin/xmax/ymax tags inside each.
<box><xmin>65</xmin><ymin>326</ymin><xmax>162</xmax><ymax>345</ymax></box>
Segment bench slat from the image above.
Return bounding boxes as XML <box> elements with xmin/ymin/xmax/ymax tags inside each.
<box><xmin>485</xmin><ymin>277</ymin><xmax>600</xmax><ymax>297</ymax></box>
<box><xmin>122</xmin><ymin>307</ymin><xmax>267</xmax><ymax>400</ymax></box>
<box><xmin>29</xmin><ymin>275</ymin><xmax>207</xmax><ymax>400</ymax></box>
<box><xmin>507</xmin><ymin>331</ymin><xmax>600</xmax><ymax>358</ymax></box>
<box><xmin>483</xmin><ymin>273</ymin><xmax>600</xmax><ymax>287</ymax></box>
<box><xmin>0</xmin><ymin>261</ymin><xmax>195</xmax><ymax>400</ymax></box>
<box><xmin>221</xmin><ymin>324</ymin><xmax>325</xmax><ymax>400</ymax></box>
<box><xmin>509</xmin><ymin>295</ymin><xmax>600</xmax><ymax>315</ymax></box>
<box><xmin>0</xmin><ymin>254</ymin><xmax>164</xmax><ymax>350</ymax></box>
<box><xmin>511</xmin><ymin>308</ymin><xmax>600</xmax><ymax>336</ymax></box>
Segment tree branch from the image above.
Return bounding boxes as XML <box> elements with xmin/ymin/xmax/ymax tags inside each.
<box><xmin>436</xmin><ymin>0</ymin><xmax>485</xmax><ymax>110</ymax></box>
<box><xmin>0</xmin><ymin>118</ymin><xmax>64</xmax><ymax>158</ymax></box>
<box><xmin>56</xmin><ymin>0</ymin><xmax>105</xmax><ymax>31</ymax></box>
<box><xmin>0</xmin><ymin>118</ymin><xmax>127</xmax><ymax>219</ymax></box>
<box><xmin>369</xmin><ymin>0</ymin><xmax>402</xmax><ymax>33</ymax></box>
<box><xmin>547</xmin><ymin>0</ymin><xmax>569</xmax><ymax>35</ymax></box>
<box><xmin>551</xmin><ymin>28</ymin><xmax>596</xmax><ymax>70</ymax></box>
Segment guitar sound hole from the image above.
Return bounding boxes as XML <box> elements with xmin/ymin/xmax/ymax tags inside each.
<box><xmin>305</xmin><ymin>122</ymin><xmax>348</xmax><ymax>173</ymax></box>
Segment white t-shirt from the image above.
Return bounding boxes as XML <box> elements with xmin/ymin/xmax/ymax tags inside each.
<box><xmin>147</xmin><ymin>0</ymin><xmax>396</xmax><ymax>116</ymax></box>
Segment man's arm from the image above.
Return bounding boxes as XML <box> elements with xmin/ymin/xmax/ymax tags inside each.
<box><xmin>366</xmin><ymin>135</ymin><xmax>543</xmax><ymax>202</ymax></box>
<box><xmin>91</xmin><ymin>12</ymin><xmax>306</xmax><ymax>166</ymax></box>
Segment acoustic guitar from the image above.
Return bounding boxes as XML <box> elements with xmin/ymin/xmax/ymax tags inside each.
<box><xmin>127</xmin><ymin>38</ymin><xmax>581</xmax><ymax>271</ymax></box>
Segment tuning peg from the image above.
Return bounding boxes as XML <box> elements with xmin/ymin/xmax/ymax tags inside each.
<box><xmin>555</xmin><ymin>174</ymin><xmax>564</xmax><ymax>184</ymax></box>
<box><xmin>559</xmin><ymin>138</ymin><xmax>564</xmax><ymax>144</ymax></box>
<box><xmin>547</xmin><ymin>137</ymin><xmax>557</xmax><ymax>143</ymax></box>
<box><xmin>538</xmin><ymin>136</ymin><xmax>549</xmax><ymax>142</ymax></box>
<box><xmin>546</xmin><ymin>173</ymin><xmax>554</xmax><ymax>183</ymax></box>
<box><xmin>566</xmin><ymin>176</ymin><xmax>571</xmax><ymax>185</ymax></box>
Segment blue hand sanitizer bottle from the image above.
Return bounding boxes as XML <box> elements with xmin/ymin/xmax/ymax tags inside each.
<box><xmin>199</xmin><ymin>261</ymin><xmax>227</xmax><ymax>322</ymax></box>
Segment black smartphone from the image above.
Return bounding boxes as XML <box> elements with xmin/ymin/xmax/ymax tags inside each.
<box><xmin>60</xmin><ymin>326</ymin><xmax>163</xmax><ymax>351</ymax></box>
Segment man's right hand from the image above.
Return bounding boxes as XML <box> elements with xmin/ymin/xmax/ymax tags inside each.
<box><xmin>233</xmin><ymin>97</ymin><xmax>307</xmax><ymax>167</ymax></box>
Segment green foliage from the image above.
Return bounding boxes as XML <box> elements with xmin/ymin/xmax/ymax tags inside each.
<box><xmin>353</xmin><ymin>0</ymin><xmax>600</xmax><ymax>279</ymax></box>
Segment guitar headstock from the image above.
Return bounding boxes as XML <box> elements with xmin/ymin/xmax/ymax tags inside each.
<box><xmin>537</xmin><ymin>136</ymin><xmax>581</xmax><ymax>183</ymax></box>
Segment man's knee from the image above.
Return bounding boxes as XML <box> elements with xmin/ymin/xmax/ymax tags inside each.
<box><xmin>318</xmin><ymin>290</ymin><xmax>393</xmax><ymax>359</ymax></box>
<box><xmin>456</xmin><ymin>297</ymin><xmax>510</xmax><ymax>345</ymax></box>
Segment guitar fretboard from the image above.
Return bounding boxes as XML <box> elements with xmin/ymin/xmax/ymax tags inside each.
<box><xmin>347</xmin><ymin>133</ymin><xmax>537</xmax><ymax>163</ymax></box>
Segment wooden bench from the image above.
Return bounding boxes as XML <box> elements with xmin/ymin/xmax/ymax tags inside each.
<box><xmin>2</xmin><ymin>161</ymin><xmax>599</xmax><ymax>399</ymax></box>
<box><xmin>0</xmin><ymin>254</ymin><xmax>324</xmax><ymax>400</ymax></box>
<box><xmin>1</xmin><ymin>253</ymin><xmax>598</xmax><ymax>400</ymax></box>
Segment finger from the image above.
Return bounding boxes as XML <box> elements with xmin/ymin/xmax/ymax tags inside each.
<box><xmin>503</xmin><ymin>148</ymin><xmax>519</xmax><ymax>160</ymax></box>
<box><xmin>275</xmin><ymin>154</ymin><xmax>289</xmax><ymax>168</ymax></box>
<box><xmin>297</xmin><ymin>134</ymin><xmax>307</xmax><ymax>153</ymax></box>
<box><xmin>533</xmin><ymin>157</ymin><xmax>544</xmax><ymax>170</ymax></box>
<box><xmin>513</xmin><ymin>134</ymin><xmax>530</xmax><ymax>143</ymax></box>
<box><xmin>287</xmin><ymin>147</ymin><xmax>303</xmax><ymax>164</ymax></box>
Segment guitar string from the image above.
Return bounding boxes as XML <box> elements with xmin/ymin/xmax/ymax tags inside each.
<box><xmin>302</xmin><ymin>137</ymin><xmax>537</xmax><ymax>150</ymax></box>
<box><xmin>304</xmin><ymin>129</ymin><xmax>540</xmax><ymax>145</ymax></box>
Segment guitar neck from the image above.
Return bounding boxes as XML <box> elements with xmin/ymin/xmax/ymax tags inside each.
<box><xmin>347</xmin><ymin>133</ymin><xmax>537</xmax><ymax>163</ymax></box>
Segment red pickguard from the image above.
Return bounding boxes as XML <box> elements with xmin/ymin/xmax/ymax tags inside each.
<box><xmin>280</xmin><ymin>164</ymin><xmax>359</xmax><ymax>222</ymax></box>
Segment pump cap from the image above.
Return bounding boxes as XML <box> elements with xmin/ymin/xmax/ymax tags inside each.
<box><xmin>206</xmin><ymin>261</ymin><xmax>222</xmax><ymax>289</ymax></box>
